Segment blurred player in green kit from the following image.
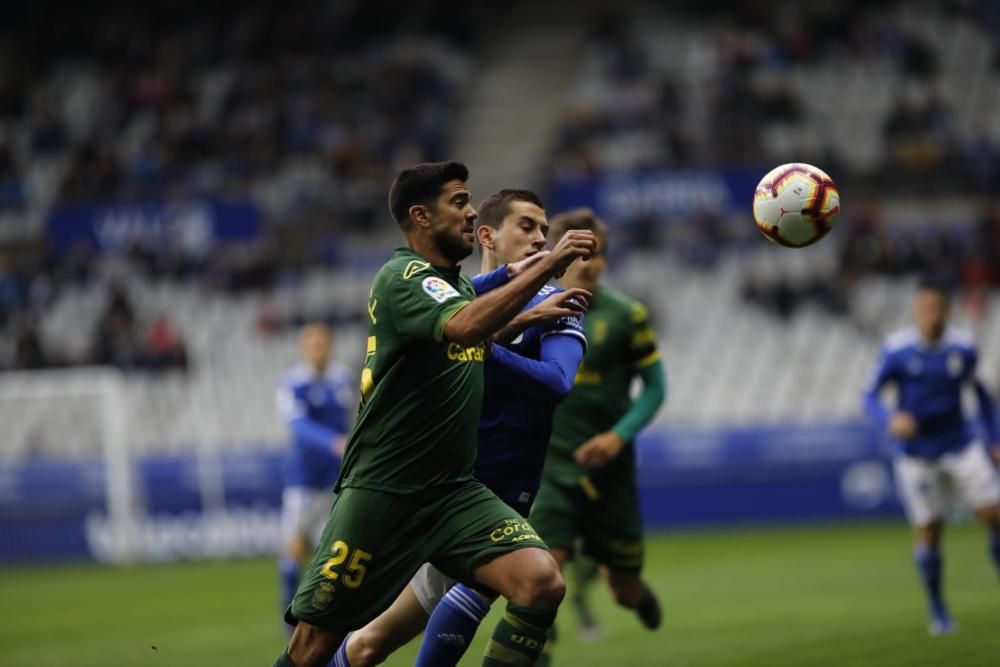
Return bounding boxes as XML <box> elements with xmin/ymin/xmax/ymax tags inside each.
<box><xmin>530</xmin><ymin>208</ymin><xmax>667</xmax><ymax>660</ymax></box>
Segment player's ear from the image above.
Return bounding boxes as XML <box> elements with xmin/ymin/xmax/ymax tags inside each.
<box><xmin>477</xmin><ymin>224</ymin><xmax>495</xmax><ymax>250</ymax></box>
<box><xmin>409</xmin><ymin>204</ymin><xmax>431</xmax><ymax>229</ymax></box>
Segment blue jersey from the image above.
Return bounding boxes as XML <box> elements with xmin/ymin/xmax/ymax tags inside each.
<box><xmin>276</xmin><ymin>362</ymin><xmax>354</xmax><ymax>489</ymax></box>
<box><xmin>471</xmin><ymin>277</ymin><xmax>587</xmax><ymax>513</ymax></box>
<box><xmin>863</xmin><ymin>326</ymin><xmax>998</xmax><ymax>459</ymax></box>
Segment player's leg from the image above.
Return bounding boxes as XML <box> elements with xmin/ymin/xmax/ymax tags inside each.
<box><xmin>528</xmin><ymin>479</ymin><xmax>582</xmax><ymax>665</ymax></box>
<box><xmin>945</xmin><ymin>442</ymin><xmax>1000</xmax><ymax>580</ymax></box>
<box><xmin>414</xmin><ymin>567</ymin><xmax>496</xmax><ymax>667</ymax></box>
<box><xmin>344</xmin><ymin>582</ymin><xmax>432</xmax><ymax>666</ymax></box>
<box><xmin>278</xmin><ymin>488</ymin><xmax>305</xmax><ymax>596</ymax></box>
<box><xmin>473</xmin><ymin>547</ymin><xmax>565</xmax><ymax>666</ymax></box>
<box><xmin>433</xmin><ymin>481</ymin><xmax>565</xmax><ymax>667</ymax></box>
<box><xmin>275</xmin><ymin>487</ymin><xmax>439</xmax><ymax>666</ymax></box>
<box><xmin>567</xmin><ymin>550</ymin><xmax>602</xmax><ymax>640</ymax></box>
<box><xmin>601</xmin><ymin>567</ymin><xmax>661</xmax><ymax>629</ymax></box>
<box><xmin>894</xmin><ymin>454</ymin><xmax>953</xmax><ymax>634</ymax></box>
<box><xmin>280</xmin><ymin>489</ymin><xmax>337</xmax><ymax>636</ymax></box>
<box><xmin>974</xmin><ymin>503</ymin><xmax>1000</xmax><ymax>581</ymax></box>
<box><xmin>577</xmin><ymin>471</ymin><xmax>661</xmax><ymax>631</ymax></box>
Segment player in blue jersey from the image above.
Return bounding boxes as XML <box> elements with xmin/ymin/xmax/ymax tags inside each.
<box><xmin>276</xmin><ymin>323</ymin><xmax>355</xmax><ymax>629</ymax></box>
<box><xmin>330</xmin><ymin>189</ymin><xmax>589</xmax><ymax>667</ymax></box>
<box><xmin>862</xmin><ymin>278</ymin><xmax>1000</xmax><ymax>635</ymax></box>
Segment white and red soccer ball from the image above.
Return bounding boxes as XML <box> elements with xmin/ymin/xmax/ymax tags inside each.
<box><xmin>753</xmin><ymin>163</ymin><xmax>840</xmax><ymax>248</ymax></box>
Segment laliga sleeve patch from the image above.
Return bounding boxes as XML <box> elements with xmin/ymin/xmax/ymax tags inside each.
<box><xmin>422</xmin><ymin>276</ymin><xmax>461</xmax><ymax>303</ymax></box>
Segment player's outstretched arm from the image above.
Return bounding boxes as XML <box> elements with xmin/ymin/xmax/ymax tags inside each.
<box><xmin>611</xmin><ymin>358</ymin><xmax>667</xmax><ymax>443</ymax></box>
<box><xmin>469</xmin><ymin>253</ymin><xmax>553</xmax><ymax>296</ymax></box>
<box><xmin>443</xmin><ymin>231</ymin><xmax>595</xmax><ymax>346</ymax></box>
<box><xmin>574</xmin><ymin>359</ymin><xmax>666</xmax><ymax>468</ymax></box>
<box><xmin>291</xmin><ymin>418</ymin><xmax>344</xmax><ymax>456</ymax></box>
<box><xmin>490</xmin><ymin>334</ymin><xmax>585</xmax><ymax>400</ymax></box>
<box><xmin>493</xmin><ymin>288</ymin><xmax>591</xmax><ymax>345</ymax></box>
<box><xmin>862</xmin><ymin>348</ymin><xmax>894</xmax><ymax>430</ymax></box>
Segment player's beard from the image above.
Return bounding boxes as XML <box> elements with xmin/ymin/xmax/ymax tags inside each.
<box><xmin>434</xmin><ymin>225</ymin><xmax>473</xmax><ymax>264</ymax></box>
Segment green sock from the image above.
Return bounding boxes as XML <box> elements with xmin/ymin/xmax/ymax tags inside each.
<box><xmin>273</xmin><ymin>648</ymin><xmax>297</xmax><ymax>667</ymax></box>
<box><xmin>534</xmin><ymin>627</ymin><xmax>557</xmax><ymax>667</ymax></box>
<box><xmin>482</xmin><ymin>603</ymin><xmax>557</xmax><ymax>666</ymax></box>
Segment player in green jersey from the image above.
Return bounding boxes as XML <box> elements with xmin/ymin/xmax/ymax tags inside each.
<box><xmin>530</xmin><ymin>208</ymin><xmax>667</xmax><ymax>659</ymax></box>
<box><xmin>273</xmin><ymin>162</ymin><xmax>595</xmax><ymax>667</ymax></box>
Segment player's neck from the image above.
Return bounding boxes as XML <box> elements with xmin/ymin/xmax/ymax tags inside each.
<box><xmin>405</xmin><ymin>234</ymin><xmax>458</xmax><ymax>268</ymax></box>
<box><xmin>480</xmin><ymin>248</ymin><xmax>501</xmax><ymax>274</ymax></box>
<box><xmin>919</xmin><ymin>331</ymin><xmax>944</xmax><ymax>347</ymax></box>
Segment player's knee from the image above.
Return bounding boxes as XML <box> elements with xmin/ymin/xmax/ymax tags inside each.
<box><xmin>349</xmin><ymin>629</ymin><xmax>391</xmax><ymax>667</ymax></box>
<box><xmin>519</xmin><ymin>561</ymin><xmax>566</xmax><ymax>609</ymax></box>
<box><xmin>608</xmin><ymin>573</ymin><xmax>644</xmax><ymax>609</ymax></box>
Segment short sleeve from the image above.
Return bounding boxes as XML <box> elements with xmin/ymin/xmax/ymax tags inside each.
<box><xmin>390</xmin><ymin>272</ymin><xmax>470</xmax><ymax>341</ymax></box>
<box><xmin>626</xmin><ymin>301</ymin><xmax>660</xmax><ymax>368</ymax></box>
<box><xmin>541</xmin><ymin>304</ymin><xmax>587</xmax><ymax>350</ymax></box>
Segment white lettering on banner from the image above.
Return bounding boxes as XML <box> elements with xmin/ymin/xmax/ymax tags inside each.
<box><xmin>85</xmin><ymin>507</ymin><xmax>281</xmax><ymax>563</ymax></box>
<box><xmin>93</xmin><ymin>202</ymin><xmax>214</xmax><ymax>254</ymax></box>
<box><xmin>840</xmin><ymin>462</ymin><xmax>891</xmax><ymax>510</ymax></box>
<box><xmin>598</xmin><ymin>173</ymin><xmax>731</xmax><ymax>219</ymax></box>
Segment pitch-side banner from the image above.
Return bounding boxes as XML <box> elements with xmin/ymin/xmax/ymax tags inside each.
<box><xmin>0</xmin><ymin>422</ymin><xmax>910</xmax><ymax>564</ymax></box>
<box><xmin>547</xmin><ymin>169</ymin><xmax>762</xmax><ymax>220</ymax></box>
<box><xmin>45</xmin><ymin>198</ymin><xmax>262</xmax><ymax>256</ymax></box>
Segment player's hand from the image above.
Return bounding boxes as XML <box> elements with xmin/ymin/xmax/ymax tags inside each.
<box><xmin>524</xmin><ymin>288</ymin><xmax>591</xmax><ymax>324</ymax></box>
<box><xmin>332</xmin><ymin>435</ymin><xmax>348</xmax><ymax>458</ymax></box>
<box><xmin>574</xmin><ymin>431</ymin><xmax>625</xmax><ymax>468</ymax></box>
<box><xmin>888</xmin><ymin>412</ymin><xmax>918</xmax><ymax>440</ymax></box>
<box><xmin>506</xmin><ymin>251</ymin><xmax>550</xmax><ymax>278</ymax></box>
<box><xmin>547</xmin><ymin>230</ymin><xmax>596</xmax><ymax>277</ymax></box>
<box><xmin>990</xmin><ymin>444</ymin><xmax>1000</xmax><ymax>467</ymax></box>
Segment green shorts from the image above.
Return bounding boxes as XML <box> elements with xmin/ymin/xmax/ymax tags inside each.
<box><xmin>530</xmin><ymin>472</ymin><xmax>644</xmax><ymax>574</ymax></box>
<box><xmin>287</xmin><ymin>480</ymin><xmax>547</xmax><ymax>632</ymax></box>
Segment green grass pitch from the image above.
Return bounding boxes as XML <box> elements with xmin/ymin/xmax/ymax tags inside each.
<box><xmin>1</xmin><ymin>520</ymin><xmax>998</xmax><ymax>666</ymax></box>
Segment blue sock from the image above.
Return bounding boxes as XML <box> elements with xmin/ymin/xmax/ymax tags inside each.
<box><xmin>989</xmin><ymin>532</ymin><xmax>1000</xmax><ymax>581</ymax></box>
<box><xmin>279</xmin><ymin>557</ymin><xmax>300</xmax><ymax>620</ymax></box>
<box><xmin>914</xmin><ymin>545</ymin><xmax>948</xmax><ymax>620</ymax></box>
<box><xmin>414</xmin><ymin>584</ymin><xmax>492</xmax><ymax>667</ymax></box>
<box><xmin>329</xmin><ymin>632</ymin><xmax>352</xmax><ymax>667</ymax></box>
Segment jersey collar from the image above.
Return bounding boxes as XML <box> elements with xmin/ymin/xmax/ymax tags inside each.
<box><xmin>394</xmin><ymin>247</ymin><xmax>463</xmax><ymax>280</ymax></box>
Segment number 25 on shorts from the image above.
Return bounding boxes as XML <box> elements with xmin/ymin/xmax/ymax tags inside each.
<box><xmin>320</xmin><ymin>540</ymin><xmax>373</xmax><ymax>589</ymax></box>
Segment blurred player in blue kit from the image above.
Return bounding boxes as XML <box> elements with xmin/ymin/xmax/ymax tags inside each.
<box><xmin>336</xmin><ymin>189</ymin><xmax>590</xmax><ymax>667</ymax></box>
<box><xmin>863</xmin><ymin>278</ymin><xmax>1000</xmax><ymax>635</ymax></box>
<box><xmin>276</xmin><ymin>323</ymin><xmax>355</xmax><ymax>627</ymax></box>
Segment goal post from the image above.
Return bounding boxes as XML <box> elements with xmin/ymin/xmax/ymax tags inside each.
<box><xmin>0</xmin><ymin>367</ymin><xmax>139</xmax><ymax>564</ymax></box>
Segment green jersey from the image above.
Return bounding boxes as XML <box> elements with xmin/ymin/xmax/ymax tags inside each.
<box><xmin>337</xmin><ymin>247</ymin><xmax>487</xmax><ymax>494</ymax></box>
<box><xmin>544</xmin><ymin>286</ymin><xmax>660</xmax><ymax>486</ymax></box>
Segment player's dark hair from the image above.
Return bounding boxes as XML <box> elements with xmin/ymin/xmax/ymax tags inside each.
<box><xmin>549</xmin><ymin>207</ymin><xmax>609</xmax><ymax>253</ymax></box>
<box><xmin>916</xmin><ymin>275</ymin><xmax>953</xmax><ymax>300</ymax></box>
<box><xmin>478</xmin><ymin>189</ymin><xmax>545</xmax><ymax>230</ymax></box>
<box><xmin>388</xmin><ymin>161</ymin><xmax>469</xmax><ymax>228</ymax></box>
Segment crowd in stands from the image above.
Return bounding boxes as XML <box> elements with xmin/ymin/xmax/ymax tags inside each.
<box><xmin>0</xmin><ymin>0</ymin><xmax>474</xmax><ymax>371</ymax></box>
<box><xmin>0</xmin><ymin>1</ymin><xmax>472</xmax><ymax>227</ymax></box>
<box><xmin>546</xmin><ymin>1</ymin><xmax>1000</xmax><ymax>196</ymax></box>
<box><xmin>2</xmin><ymin>0</ymin><xmax>999</xmax><ymax>370</ymax></box>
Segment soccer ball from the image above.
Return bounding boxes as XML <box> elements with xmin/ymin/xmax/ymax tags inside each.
<box><xmin>752</xmin><ymin>163</ymin><xmax>840</xmax><ymax>248</ymax></box>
